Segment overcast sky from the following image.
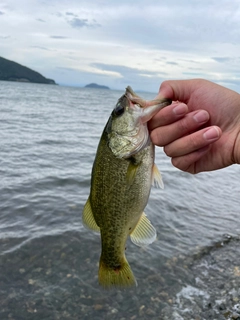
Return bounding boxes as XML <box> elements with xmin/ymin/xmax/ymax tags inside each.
<box><xmin>1</xmin><ymin>0</ymin><xmax>240</xmax><ymax>92</ymax></box>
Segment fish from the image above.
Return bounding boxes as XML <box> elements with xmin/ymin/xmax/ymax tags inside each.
<box><xmin>82</xmin><ymin>86</ymin><xmax>171</xmax><ymax>288</ymax></box>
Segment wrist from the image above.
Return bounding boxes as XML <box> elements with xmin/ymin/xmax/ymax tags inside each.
<box><xmin>232</xmin><ymin>93</ymin><xmax>240</xmax><ymax>165</ymax></box>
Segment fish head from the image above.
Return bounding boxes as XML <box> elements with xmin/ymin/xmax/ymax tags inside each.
<box><xmin>106</xmin><ymin>86</ymin><xmax>171</xmax><ymax>159</ymax></box>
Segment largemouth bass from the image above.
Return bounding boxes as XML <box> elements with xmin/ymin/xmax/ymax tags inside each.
<box><xmin>83</xmin><ymin>86</ymin><xmax>171</xmax><ymax>288</ymax></box>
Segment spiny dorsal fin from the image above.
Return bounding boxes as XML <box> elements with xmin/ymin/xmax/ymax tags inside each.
<box><xmin>152</xmin><ymin>163</ymin><xmax>164</xmax><ymax>189</ymax></box>
<box><xmin>82</xmin><ymin>198</ymin><xmax>100</xmax><ymax>232</ymax></box>
<box><xmin>130</xmin><ymin>212</ymin><xmax>156</xmax><ymax>247</ymax></box>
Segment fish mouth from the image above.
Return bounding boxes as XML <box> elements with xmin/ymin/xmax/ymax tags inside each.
<box><xmin>125</xmin><ymin>86</ymin><xmax>171</xmax><ymax>111</ymax></box>
<box><xmin>125</xmin><ymin>86</ymin><xmax>172</xmax><ymax>124</ymax></box>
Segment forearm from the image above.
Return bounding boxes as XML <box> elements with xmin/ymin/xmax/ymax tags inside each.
<box><xmin>232</xmin><ymin>93</ymin><xmax>240</xmax><ymax>165</ymax></box>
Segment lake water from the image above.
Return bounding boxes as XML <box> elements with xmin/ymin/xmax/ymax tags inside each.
<box><xmin>0</xmin><ymin>81</ymin><xmax>239</xmax><ymax>319</ymax></box>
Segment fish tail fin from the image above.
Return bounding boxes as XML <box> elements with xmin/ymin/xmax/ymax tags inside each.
<box><xmin>98</xmin><ymin>256</ymin><xmax>137</xmax><ymax>289</ymax></box>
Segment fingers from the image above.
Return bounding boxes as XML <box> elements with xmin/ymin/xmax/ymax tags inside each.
<box><xmin>156</xmin><ymin>79</ymin><xmax>201</xmax><ymax>103</ymax></box>
<box><xmin>164</xmin><ymin>126</ymin><xmax>221</xmax><ymax>157</ymax></box>
<box><xmin>150</xmin><ymin>109</ymin><xmax>210</xmax><ymax>146</ymax></box>
<box><xmin>171</xmin><ymin>146</ymin><xmax>211</xmax><ymax>174</ymax></box>
<box><xmin>149</xmin><ymin>102</ymin><xmax>188</xmax><ymax>130</ymax></box>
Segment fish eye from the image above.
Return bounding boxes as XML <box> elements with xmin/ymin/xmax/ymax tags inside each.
<box><xmin>114</xmin><ymin>102</ymin><xmax>125</xmax><ymax>116</ymax></box>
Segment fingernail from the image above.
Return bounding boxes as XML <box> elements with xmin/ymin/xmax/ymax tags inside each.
<box><xmin>203</xmin><ymin>126</ymin><xmax>220</xmax><ymax>141</ymax></box>
<box><xmin>193</xmin><ymin>110</ymin><xmax>209</xmax><ymax>123</ymax></box>
<box><xmin>173</xmin><ymin>103</ymin><xmax>188</xmax><ymax>116</ymax></box>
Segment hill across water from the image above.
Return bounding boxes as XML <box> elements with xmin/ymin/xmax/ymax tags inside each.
<box><xmin>0</xmin><ymin>56</ymin><xmax>56</xmax><ymax>84</ymax></box>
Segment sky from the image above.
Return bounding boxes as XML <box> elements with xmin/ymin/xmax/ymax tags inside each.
<box><xmin>1</xmin><ymin>0</ymin><xmax>240</xmax><ymax>93</ymax></box>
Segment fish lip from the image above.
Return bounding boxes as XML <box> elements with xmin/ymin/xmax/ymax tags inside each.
<box><xmin>125</xmin><ymin>88</ymin><xmax>145</xmax><ymax>109</ymax></box>
<box><xmin>123</xmin><ymin>86</ymin><xmax>172</xmax><ymax>127</ymax></box>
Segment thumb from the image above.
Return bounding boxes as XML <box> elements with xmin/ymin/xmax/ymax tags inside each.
<box><xmin>157</xmin><ymin>79</ymin><xmax>199</xmax><ymax>103</ymax></box>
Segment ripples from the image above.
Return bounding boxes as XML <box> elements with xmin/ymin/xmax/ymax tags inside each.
<box><xmin>1</xmin><ymin>81</ymin><xmax>240</xmax><ymax>318</ymax></box>
<box><xmin>1</xmin><ymin>82</ymin><xmax>239</xmax><ymax>255</ymax></box>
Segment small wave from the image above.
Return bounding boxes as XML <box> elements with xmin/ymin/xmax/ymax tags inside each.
<box><xmin>32</xmin><ymin>175</ymin><xmax>88</xmax><ymax>189</ymax></box>
<box><xmin>38</xmin><ymin>139</ymin><xmax>64</xmax><ymax>145</ymax></box>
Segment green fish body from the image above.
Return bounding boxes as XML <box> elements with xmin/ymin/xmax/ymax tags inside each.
<box><xmin>83</xmin><ymin>87</ymin><xmax>171</xmax><ymax>288</ymax></box>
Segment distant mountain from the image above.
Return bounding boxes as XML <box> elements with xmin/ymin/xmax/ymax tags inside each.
<box><xmin>0</xmin><ymin>56</ymin><xmax>56</xmax><ymax>84</ymax></box>
<box><xmin>85</xmin><ymin>83</ymin><xmax>110</xmax><ymax>89</ymax></box>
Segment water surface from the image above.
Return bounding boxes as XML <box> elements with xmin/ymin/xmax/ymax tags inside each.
<box><xmin>0</xmin><ymin>81</ymin><xmax>239</xmax><ymax>319</ymax></box>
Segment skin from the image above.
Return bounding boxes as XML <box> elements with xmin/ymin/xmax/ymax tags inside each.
<box><xmin>148</xmin><ymin>79</ymin><xmax>240</xmax><ymax>174</ymax></box>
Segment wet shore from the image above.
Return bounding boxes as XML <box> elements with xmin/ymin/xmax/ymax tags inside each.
<box><xmin>0</xmin><ymin>232</ymin><xmax>240</xmax><ymax>320</ymax></box>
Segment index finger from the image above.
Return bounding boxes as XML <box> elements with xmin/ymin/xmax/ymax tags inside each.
<box><xmin>157</xmin><ymin>79</ymin><xmax>199</xmax><ymax>103</ymax></box>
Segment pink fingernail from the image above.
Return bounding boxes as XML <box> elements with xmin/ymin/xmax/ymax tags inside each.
<box><xmin>173</xmin><ymin>103</ymin><xmax>188</xmax><ymax>116</ymax></box>
<box><xmin>203</xmin><ymin>127</ymin><xmax>220</xmax><ymax>141</ymax></box>
<box><xmin>193</xmin><ymin>111</ymin><xmax>209</xmax><ymax>123</ymax></box>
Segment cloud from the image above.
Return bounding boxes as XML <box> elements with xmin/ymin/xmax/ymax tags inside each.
<box><xmin>212</xmin><ymin>57</ymin><xmax>234</xmax><ymax>63</ymax></box>
<box><xmin>67</xmin><ymin>17</ymin><xmax>101</xmax><ymax>28</ymax></box>
<box><xmin>50</xmin><ymin>35</ymin><xmax>69</xmax><ymax>39</ymax></box>
<box><xmin>166</xmin><ymin>61</ymin><xmax>179</xmax><ymax>66</ymax></box>
<box><xmin>91</xmin><ymin>63</ymin><xmax>167</xmax><ymax>78</ymax></box>
<box><xmin>30</xmin><ymin>46</ymin><xmax>52</xmax><ymax>51</ymax></box>
<box><xmin>65</xmin><ymin>12</ymin><xmax>78</xmax><ymax>17</ymax></box>
<box><xmin>0</xmin><ymin>35</ymin><xmax>10</xmax><ymax>39</ymax></box>
<box><xmin>1</xmin><ymin>0</ymin><xmax>240</xmax><ymax>92</ymax></box>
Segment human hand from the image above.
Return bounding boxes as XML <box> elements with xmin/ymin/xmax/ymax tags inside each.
<box><xmin>149</xmin><ymin>79</ymin><xmax>240</xmax><ymax>173</ymax></box>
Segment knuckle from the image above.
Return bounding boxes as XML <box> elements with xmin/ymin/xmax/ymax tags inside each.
<box><xmin>172</xmin><ymin>156</ymin><xmax>196</xmax><ymax>174</ymax></box>
<box><xmin>150</xmin><ymin>130</ymin><xmax>164</xmax><ymax>147</ymax></box>
<box><xmin>177</xmin><ymin>117</ymin><xmax>191</xmax><ymax>133</ymax></box>
<box><xmin>163</xmin><ymin>144</ymin><xmax>172</xmax><ymax>156</ymax></box>
<box><xmin>188</xmin><ymin>133</ymin><xmax>202</xmax><ymax>150</ymax></box>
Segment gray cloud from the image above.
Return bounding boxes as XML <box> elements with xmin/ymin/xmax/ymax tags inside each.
<box><xmin>166</xmin><ymin>61</ymin><xmax>179</xmax><ymax>65</ymax></box>
<box><xmin>0</xmin><ymin>11</ymin><xmax>4</xmax><ymax>15</ymax></box>
<box><xmin>54</xmin><ymin>64</ymin><xmax>166</xmax><ymax>92</ymax></box>
<box><xmin>0</xmin><ymin>35</ymin><xmax>10</xmax><ymax>39</ymax></box>
<box><xmin>182</xmin><ymin>72</ymin><xmax>209</xmax><ymax>77</ymax></box>
<box><xmin>30</xmin><ymin>46</ymin><xmax>52</xmax><ymax>51</ymax></box>
<box><xmin>36</xmin><ymin>18</ymin><xmax>45</xmax><ymax>22</ymax></box>
<box><xmin>214</xmin><ymin>78</ymin><xmax>240</xmax><ymax>91</ymax></box>
<box><xmin>67</xmin><ymin>18</ymin><xmax>101</xmax><ymax>28</ymax></box>
<box><xmin>88</xmin><ymin>63</ymin><xmax>168</xmax><ymax>92</ymax></box>
<box><xmin>212</xmin><ymin>57</ymin><xmax>233</xmax><ymax>63</ymax></box>
<box><xmin>65</xmin><ymin>12</ymin><xmax>78</xmax><ymax>17</ymax></box>
<box><xmin>50</xmin><ymin>35</ymin><xmax>69</xmax><ymax>39</ymax></box>
<box><xmin>91</xmin><ymin>63</ymin><xmax>167</xmax><ymax>78</ymax></box>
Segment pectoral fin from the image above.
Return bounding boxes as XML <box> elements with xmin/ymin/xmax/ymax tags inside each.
<box><xmin>130</xmin><ymin>212</ymin><xmax>156</xmax><ymax>247</ymax></box>
<box><xmin>152</xmin><ymin>163</ymin><xmax>164</xmax><ymax>189</ymax></box>
<box><xmin>82</xmin><ymin>198</ymin><xmax>100</xmax><ymax>232</ymax></box>
<box><xmin>126</xmin><ymin>161</ymin><xmax>139</xmax><ymax>185</ymax></box>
